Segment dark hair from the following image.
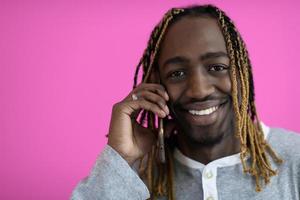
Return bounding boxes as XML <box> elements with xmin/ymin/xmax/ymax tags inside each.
<box><xmin>133</xmin><ymin>5</ymin><xmax>283</xmax><ymax>199</ymax></box>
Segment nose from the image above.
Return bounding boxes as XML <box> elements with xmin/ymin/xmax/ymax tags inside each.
<box><xmin>185</xmin><ymin>68</ymin><xmax>215</xmax><ymax>100</ymax></box>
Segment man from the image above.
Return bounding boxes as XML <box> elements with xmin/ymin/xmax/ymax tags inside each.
<box><xmin>71</xmin><ymin>5</ymin><xmax>300</xmax><ymax>200</ymax></box>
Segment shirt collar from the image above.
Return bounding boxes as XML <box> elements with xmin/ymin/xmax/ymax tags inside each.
<box><xmin>173</xmin><ymin>122</ymin><xmax>270</xmax><ymax>170</ymax></box>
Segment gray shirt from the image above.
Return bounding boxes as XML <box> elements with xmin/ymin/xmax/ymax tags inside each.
<box><xmin>71</xmin><ymin>123</ymin><xmax>300</xmax><ymax>200</ymax></box>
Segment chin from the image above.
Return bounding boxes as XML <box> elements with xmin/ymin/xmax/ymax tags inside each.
<box><xmin>172</xmin><ymin>99</ymin><xmax>235</xmax><ymax>146</ymax></box>
<box><xmin>181</xmin><ymin>125</ymin><xmax>226</xmax><ymax>147</ymax></box>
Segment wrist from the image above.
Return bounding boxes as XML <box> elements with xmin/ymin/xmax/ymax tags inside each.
<box><xmin>107</xmin><ymin>142</ymin><xmax>138</xmax><ymax>167</ymax></box>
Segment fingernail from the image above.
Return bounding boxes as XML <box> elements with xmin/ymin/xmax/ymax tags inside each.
<box><xmin>159</xmin><ymin>102</ymin><xmax>165</xmax><ymax>108</ymax></box>
<box><xmin>160</xmin><ymin>110</ymin><xmax>166</xmax><ymax>118</ymax></box>
<box><xmin>165</xmin><ymin>92</ymin><xmax>169</xmax><ymax>100</ymax></box>
<box><xmin>165</xmin><ymin>105</ymin><xmax>169</xmax><ymax>115</ymax></box>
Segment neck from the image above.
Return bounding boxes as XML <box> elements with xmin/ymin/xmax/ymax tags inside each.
<box><xmin>175</xmin><ymin>131</ymin><xmax>241</xmax><ymax>165</ymax></box>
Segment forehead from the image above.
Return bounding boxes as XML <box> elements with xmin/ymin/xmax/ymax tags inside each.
<box><xmin>158</xmin><ymin>16</ymin><xmax>227</xmax><ymax>66</ymax></box>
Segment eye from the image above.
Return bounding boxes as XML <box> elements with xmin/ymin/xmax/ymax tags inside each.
<box><xmin>169</xmin><ymin>70</ymin><xmax>186</xmax><ymax>80</ymax></box>
<box><xmin>208</xmin><ymin>64</ymin><xmax>229</xmax><ymax>72</ymax></box>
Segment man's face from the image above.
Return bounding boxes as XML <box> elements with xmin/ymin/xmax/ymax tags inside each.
<box><xmin>158</xmin><ymin>16</ymin><xmax>235</xmax><ymax>146</ymax></box>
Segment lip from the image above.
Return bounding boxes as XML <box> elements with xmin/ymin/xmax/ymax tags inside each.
<box><xmin>180</xmin><ymin>100</ymin><xmax>227</xmax><ymax>126</ymax></box>
<box><xmin>182</xmin><ymin>99</ymin><xmax>227</xmax><ymax>111</ymax></box>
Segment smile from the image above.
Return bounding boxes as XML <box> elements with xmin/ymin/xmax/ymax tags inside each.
<box><xmin>188</xmin><ymin>106</ymin><xmax>219</xmax><ymax>116</ymax></box>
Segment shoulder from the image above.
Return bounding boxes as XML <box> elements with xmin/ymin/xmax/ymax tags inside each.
<box><xmin>266</xmin><ymin>126</ymin><xmax>300</xmax><ymax>188</ymax></box>
<box><xmin>267</xmin><ymin>126</ymin><xmax>300</xmax><ymax>160</ymax></box>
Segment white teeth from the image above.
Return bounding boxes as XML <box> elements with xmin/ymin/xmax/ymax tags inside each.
<box><xmin>188</xmin><ymin>106</ymin><xmax>218</xmax><ymax>116</ymax></box>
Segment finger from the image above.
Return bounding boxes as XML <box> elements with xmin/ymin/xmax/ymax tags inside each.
<box><xmin>126</xmin><ymin>83</ymin><xmax>169</xmax><ymax>101</ymax></box>
<box><xmin>121</xmin><ymin>98</ymin><xmax>168</xmax><ymax>118</ymax></box>
<box><xmin>142</xmin><ymin>84</ymin><xmax>169</xmax><ymax>101</ymax></box>
<box><xmin>134</xmin><ymin>90</ymin><xmax>169</xmax><ymax>115</ymax></box>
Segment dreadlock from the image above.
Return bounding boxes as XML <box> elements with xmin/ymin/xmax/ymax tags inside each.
<box><xmin>133</xmin><ymin>5</ymin><xmax>283</xmax><ymax>200</ymax></box>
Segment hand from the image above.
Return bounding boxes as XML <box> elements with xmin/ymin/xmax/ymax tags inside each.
<box><xmin>107</xmin><ymin>83</ymin><xmax>174</xmax><ymax>166</ymax></box>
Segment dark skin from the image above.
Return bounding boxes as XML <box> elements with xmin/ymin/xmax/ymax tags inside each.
<box><xmin>108</xmin><ymin>15</ymin><xmax>241</xmax><ymax>167</ymax></box>
<box><xmin>158</xmin><ymin>16</ymin><xmax>241</xmax><ymax>164</ymax></box>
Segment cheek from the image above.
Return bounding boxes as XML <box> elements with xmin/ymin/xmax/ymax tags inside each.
<box><xmin>218</xmin><ymin>76</ymin><xmax>232</xmax><ymax>95</ymax></box>
<box><xmin>165</xmin><ymin>84</ymin><xmax>182</xmax><ymax>103</ymax></box>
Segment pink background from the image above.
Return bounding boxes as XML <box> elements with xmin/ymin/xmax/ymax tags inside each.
<box><xmin>1</xmin><ymin>0</ymin><xmax>299</xmax><ymax>199</ymax></box>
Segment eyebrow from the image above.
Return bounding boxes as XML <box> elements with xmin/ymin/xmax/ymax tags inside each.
<box><xmin>200</xmin><ymin>51</ymin><xmax>228</xmax><ymax>60</ymax></box>
<box><xmin>162</xmin><ymin>51</ymin><xmax>229</xmax><ymax>69</ymax></box>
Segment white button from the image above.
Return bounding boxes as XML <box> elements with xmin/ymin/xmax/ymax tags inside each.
<box><xmin>206</xmin><ymin>196</ymin><xmax>214</xmax><ymax>200</ymax></box>
<box><xmin>205</xmin><ymin>171</ymin><xmax>213</xmax><ymax>179</ymax></box>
